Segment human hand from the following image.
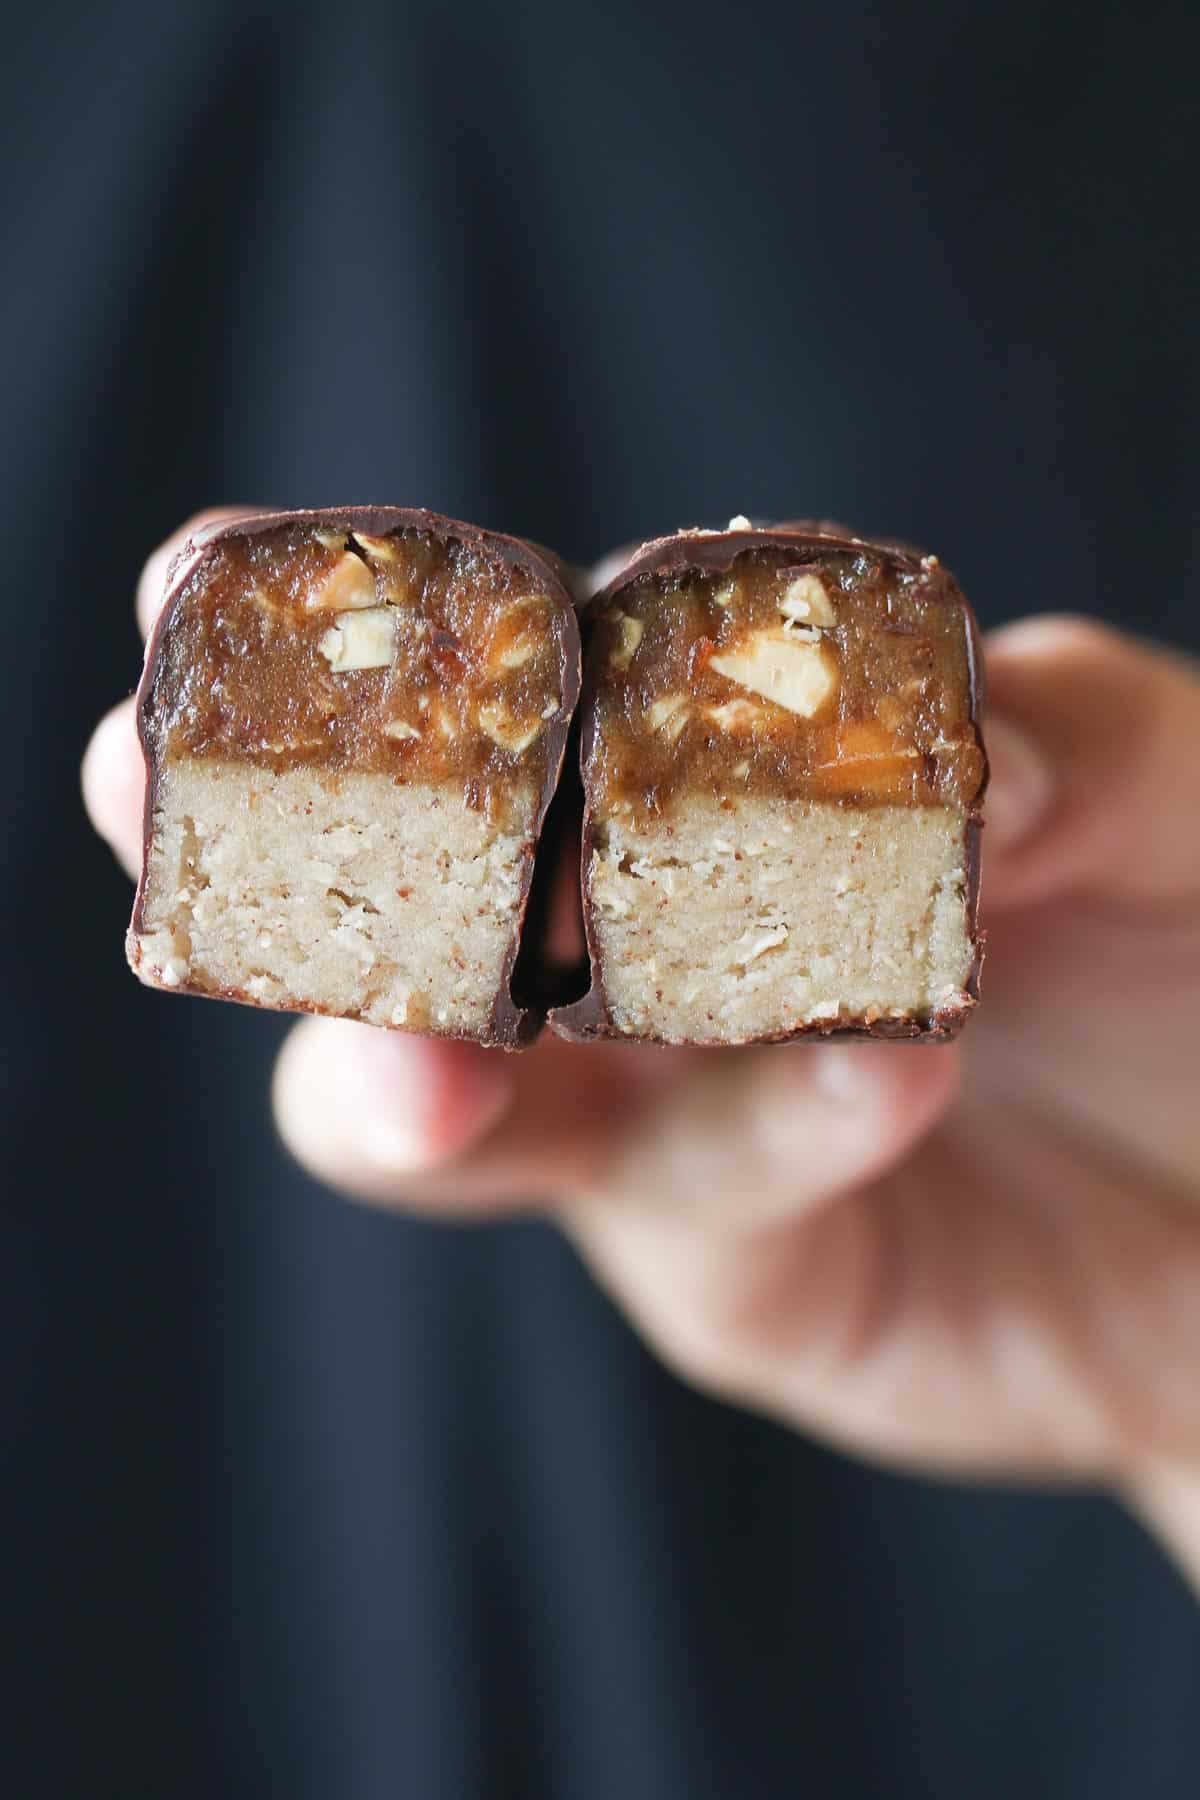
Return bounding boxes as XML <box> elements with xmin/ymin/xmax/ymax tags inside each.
<box><xmin>84</xmin><ymin>514</ymin><xmax>1200</xmax><ymax>1586</ymax></box>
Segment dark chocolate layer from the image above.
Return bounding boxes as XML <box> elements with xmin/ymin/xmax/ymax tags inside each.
<box><xmin>130</xmin><ymin>506</ymin><xmax>582</xmax><ymax>1047</ymax></box>
<box><xmin>550</xmin><ymin>521</ymin><xmax>987</xmax><ymax>1045</ymax></box>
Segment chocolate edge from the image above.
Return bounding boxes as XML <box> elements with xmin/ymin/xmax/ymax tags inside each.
<box><xmin>548</xmin><ymin>522</ymin><xmax>987</xmax><ymax>1045</ymax></box>
<box><xmin>127</xmin><ymin>505</ymin><xmax>582</xmax><ymax>1049</ymax></box>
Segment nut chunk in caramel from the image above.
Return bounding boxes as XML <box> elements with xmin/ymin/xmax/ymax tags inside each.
<box><xmin>551</xmin><ymin>520</ymin><xmax>986</xmax><ymax>1045</ymax></box>
<box><xmin>127</xmin><ymin>507</ymin><xmax>581</xmax><ymax>1045</ymax></box>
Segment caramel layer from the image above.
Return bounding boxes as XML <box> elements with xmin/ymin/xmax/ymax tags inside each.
<box><xmin>588</xmin><ymin>548</ymin><xmax>983</xmax><ymax>813</ymax></box>
<box><xmin>148</xmin><ymin>524</ymin><xmax>567</xmax><ymax>794</ymax></box>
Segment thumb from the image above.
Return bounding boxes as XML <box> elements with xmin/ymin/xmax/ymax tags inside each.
<box><xmin>981</xmin><ymin>616</ymin><xmax>1200</xmax><ymax>912</ymax></box>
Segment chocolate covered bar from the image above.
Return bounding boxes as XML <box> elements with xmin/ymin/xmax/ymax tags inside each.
<box><xmin>552</xmin><ymin>521</ymin><xmax>986</xmax><ymax>1044</ymax></box>
<box><xmin>128</xmin><ymin>508</ymin><xmax>580</xmax><ymax>1045</ymax></box>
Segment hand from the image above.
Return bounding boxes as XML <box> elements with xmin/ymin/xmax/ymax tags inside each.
<box><xmin>84</xmin><ymin>514</ymin><xmax>1200</xmax><ymax>1588</ymax></box>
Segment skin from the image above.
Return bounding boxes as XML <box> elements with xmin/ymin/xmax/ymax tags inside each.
<box><xmin>83</xmin><ymin>512</ymin><xmax>1200</xmax><ymax>1591</ymax></box>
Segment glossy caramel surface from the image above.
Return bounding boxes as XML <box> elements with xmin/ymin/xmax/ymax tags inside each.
<box><xmin>148</xmin><ymin>524</ymin><xmax>567</xmax><ymax>798</ymax></box>
<box><xmin>587</xmin><ymin>548</ymin><xmax>983</xmax><ymax>815</ymax></box>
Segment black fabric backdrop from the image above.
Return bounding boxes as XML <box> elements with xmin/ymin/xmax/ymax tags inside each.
<box><xmin>3</xmin><ymin>1</ymin><xmax>1199</xmax><ymax>1794</ymax></box>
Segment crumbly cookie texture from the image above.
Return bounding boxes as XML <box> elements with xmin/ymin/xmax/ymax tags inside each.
<box><xmin>130</xmin><ymin>761</ymin><xmax>534</xmax><ymax>1035</ymax></box>
<box><xmin>586</xmin><ymin>795</ymin><xmax>973</xmax><ymax>1044</ymax></box>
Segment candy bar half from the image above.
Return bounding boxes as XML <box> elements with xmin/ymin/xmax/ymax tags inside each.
<box><xmin>128</xmin><ymin>507</ymin><xmax>580</xmax><ymax>1045</ymax></box>
<box><xmin>552</xmin><ymin>522</ymin><xmax>985</xmax><ymax>1045</ymax></box>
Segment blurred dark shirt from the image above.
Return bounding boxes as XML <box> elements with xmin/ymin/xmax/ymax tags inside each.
<box><xmin>3</xmin><ymin>1</ymin><xmax>1199</xmax><ymax>1795</ymax></box>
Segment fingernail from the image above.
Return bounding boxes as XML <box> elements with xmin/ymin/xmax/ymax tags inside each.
<box><xmin>985</xmin><ymin>715</ymin><xmax>1054</xmax><ymax>852</ymax></box>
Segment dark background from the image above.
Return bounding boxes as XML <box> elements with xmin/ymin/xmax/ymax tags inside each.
<box><xmin>3</xmin><ymin>1</ymin><xmax>1199</xmax><ymax>1794</ymax></box>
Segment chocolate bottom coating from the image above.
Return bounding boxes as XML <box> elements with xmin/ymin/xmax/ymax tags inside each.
<box><xmin>550</xmin><ymin>521</ymin><xmax>986</xmax><ymax>1046</ymax></box>
<box><xmin>127</xmin><ymin>507</ymin><xmax>581</xmax><ymax>1046</ymax></box>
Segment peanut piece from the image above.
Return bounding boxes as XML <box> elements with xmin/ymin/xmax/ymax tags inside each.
<box><xmin>707</xmin><ymin>699</ymin><xmax>761</xmax><ymax>732</ymax></box>
<box><xmin>306</xmin><ymin>553</ymin><xmax>378</xmax><ymax>613</ymax></box>
<box><xmin>351</xmin><ymin>531</ymin><xmax>402</xmax><ymax>563</ymax></box>
<box><xmin>710</xmin><ymin>631</ymin><xmax>836</xmax><ymax>717</ymax></box>
<box><xmin>778</xmin><ymin>572</ymin><xmax>836</xmax><ymax>627</ymax></box>
<box><xmin>487</xmin><ymin>597</ymin><xmax>550</xmax><ymax>671</ymax></box>
<box><xmin>646</xmin><ymin>694</ymin><xmax>691</xmax><ymax>740</ymax></box>
<box><xmin>478</xmin><ymin>702</ymin><xmax>544</xmax><ymax>753</ymax></box>
<box><xmin>607</xmin><ymin>611</ymin><xmax>644</xmax><ymax>668</ymax></box>
<box><xmin>318</xmin><ymin>608</ymin><xmax>396</xmax><ymax>671</ymax></box>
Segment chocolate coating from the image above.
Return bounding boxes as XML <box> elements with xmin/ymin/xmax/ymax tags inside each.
<box><xmin>130</xmin><ymin>506</ymin><xmax>582</xmax><ymax>1047</ymax></box>
<box><xmin>550</xmin><ymin>521</ymin><xmax>987</xmax><ymax>1045</ymax></box>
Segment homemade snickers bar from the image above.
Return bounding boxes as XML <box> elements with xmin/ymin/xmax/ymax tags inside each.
<box><xmin>128</xmin><ymin>508</ymin><xmax>580</xmax><ymax>1045</ymax></box>
<box><xmin>551</xmin><ymin>521</ymin><xmax>986</xmax><ymax>1044</ymax></box>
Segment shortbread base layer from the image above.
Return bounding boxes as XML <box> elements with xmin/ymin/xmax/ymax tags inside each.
<box><xmin>129</xmin><ymin>759</ymin><xmax>535</xmax><ymax>1036</ymax></box>
<box><xmin>585</xmin><ymin>796</ymin><xmax>974</xmax><ymax>1043</ymax></box>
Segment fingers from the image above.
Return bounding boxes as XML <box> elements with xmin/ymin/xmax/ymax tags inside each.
<box><xmin>978</xmin><ymin>712</ymin><xmax>1054</xmax><ymax>857</ymax></box>
<box><xmin>272</xmin><ymin>991</ymin><xmax>959</xmax><ymax>1443</ymax></box>
<box><xmin>982</xmin><ymin>616</ymin><xmax>1200</xmax><ymax>911</ymax></box>
<box><xmin>273</xmin><ymin>1022</ymin><xmax>657</xmax><ymax>1212</ymax></box>
<box><xmin>273</xmin><ymin>1010</ymin><xmax>959</xmax><ymax>1223</ymax></box>
<box><xmin>968</xmin><ymin>619</ymin><xmax>1200</xmax><ymax>1199</ymax></box>
<box><xmin>578</xmin><ymin>1038</ymin><xmax>960</xmax><ymax>1221</ymax></box>
<box><xmin>81</xmin><ymin>697</ymin><xmax>143</xmax><ymax>878</ymax></box>
<box><xmin>1126</xmin><ymin>1459</ymin><xmax>1200</xmax><ymax>1595</ymax></box>
<box><xmin>562</xmin><ymin>1041</ymin><xmax>961</xmax><ymax>1412</ymax></box>
<box><xmin>272</xmin><ymin>1022</ymin><xmax>520</xmax><ymax>1209</ymax></box>
<box><xmin>136</xmin><ymin>505</ymin><xmax>261</xmax><ymax>637</ymax></box>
